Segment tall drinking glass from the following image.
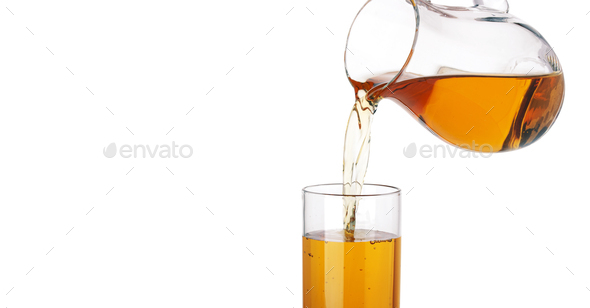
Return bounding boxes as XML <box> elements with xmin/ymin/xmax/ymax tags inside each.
<box><xmin>302</xmin><ymin>184</ymin><xmax>402</xmax><ymax>308</ymax></box>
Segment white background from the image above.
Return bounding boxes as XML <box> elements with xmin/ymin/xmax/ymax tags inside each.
<box><xmin>1</xmin><ymin>0</ymin><xmax>589</xmax><ymax>307</ymax></box>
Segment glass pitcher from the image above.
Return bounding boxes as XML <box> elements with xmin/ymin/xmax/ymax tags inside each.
<box><xmin>345</xmin><ymin>0</ymin><xmax>565</xmax><ymax>152</ymax></box>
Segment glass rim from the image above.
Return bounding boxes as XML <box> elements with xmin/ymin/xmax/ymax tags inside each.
<box><xmin>302</xmin><ymin>183</ymin><xmax>402</xmax><ymax>197</ymax></box>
